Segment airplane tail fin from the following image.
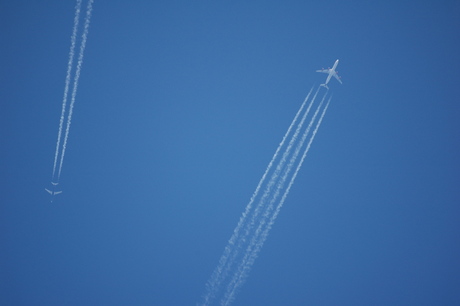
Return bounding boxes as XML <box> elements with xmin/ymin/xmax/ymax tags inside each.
<box><xmin>320</xmin><ymin>83</ymin><xmax>329</xmax><ymax>89</ymax></box>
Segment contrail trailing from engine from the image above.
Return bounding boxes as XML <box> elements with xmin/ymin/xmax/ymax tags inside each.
<box><xmin>199</xmin><ymin>83</ymin><xmax>335</xmax><ymax>305</ymax></box>
<box><xmin>243</xmin><ymin>86</ymin><xmax>320</xmax><ymax>241</ymax></box>
<box><xmin>200</xmin><ymin>87</ymin><xmax>315</xmax><ymax>305</ymax></box>
<box><xmin>220</xmin><ymin>94</ymin><xmax>331</xmax><ymax>306</ymax></box>
<box><xmin>51</xmin><ymin>0</ymin><xmax>82</xmax><ymax>181</ymax></box>
<box><xmin>46</xmin><ymin>0</ymin><xmax>94</xmax><ymax>201</ymax></box>
<box><xmin>57</xmin><ymin>0</ymin><xmax>94</xmax><ymax>180</ymax></box>
<box><xmin>214</xmin><ymin>87</ymin><xmax>321</xmax><ymax>302</ymax></box>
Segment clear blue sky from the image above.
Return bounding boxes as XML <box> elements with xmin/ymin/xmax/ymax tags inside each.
<box><xmin>1</xmin><ymin>1</ymin><xmax>459</xmax><ymax>305</ymax></box>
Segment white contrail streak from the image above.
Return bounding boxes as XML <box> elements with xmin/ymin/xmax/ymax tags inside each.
<box><xmin>236</xmin><ymin>86</ymin><xmax>321</xmax><ymax>259</ymax></box>
<box><xmin>229</xmin><ymin>87</ymin><xmax>319</xmax><ymax>268</ymax></box>
<box><xmin>51</xmin><ymin>0</ymin><xmax>82</xmax><ymax>181</ymax></box>
<box><xmin>248</xmin><ymin>98</ymin><xmax>332</xmax><ymax>283</ymax></box>
<box><xmin>57</xmin><ymin>0</ymin><xmax>94</xmax><ymax>180</ymax></box>
<box><xmin>200</xmin><ymin>86</ymin><xmax>332</xmax><ymax>306</ymax></box>
<box><xmin>221</xmin><ymin>92</ymin><xmax>331</xmax><ymax>305</ymax></box>
<box><xmin>214</xmin><ymin>88</ymin><xmax>321</xmax><ymax>303</ymax></box>
<box><xmin>243</xmin><ymin>86</ymin><xmax>320</xmax><ymax>241</ymax></box>
<box><xmin>200</xmin><ymin>87</ymin><xmax>315</xmax><ymax>306</ymax></box>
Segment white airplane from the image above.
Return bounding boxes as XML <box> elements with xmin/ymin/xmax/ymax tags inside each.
<box><xmin>316</xmin><ymin>59</ymin><xmax>342</xmax><ymax>89</ymax></box>
<box><xmin>45</xmin><ymin>182</ymin><xmax>62</xmax><ymax>203</ymax></box>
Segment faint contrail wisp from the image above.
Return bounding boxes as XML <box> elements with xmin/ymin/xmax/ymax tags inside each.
<box><xmin>57</xmin><ymin>0</ymin><xmax>94</xmax><ymax>181</ymax></box>
<box><xmin>200</xmin><ymin>85</ymin><xmax>333</xmax><ymax>306</ymax></box>
<box><xmin>51</xmin><ymin>0</ymin><xmax>82</xmax><ymax>182</ymax></box>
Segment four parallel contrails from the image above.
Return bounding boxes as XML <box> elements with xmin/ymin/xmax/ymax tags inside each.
<box><xmin>200</xmin><ymin>86</ymin><xmax>316</xmax><ymax>306</ymax></box>
<box><xmin>47</xmin><ymin>0</ymin><xmax>94</xmax><ymax>202</ymax></box>
<box><xmin>221</xmin><ymin>94</ymin><xmax>332</xmax><ymax>306</ymax></box>
<box><xmin>200</xmin><ymin>84</ymin><xmax>334</xmax><ymax>306</ymax></box>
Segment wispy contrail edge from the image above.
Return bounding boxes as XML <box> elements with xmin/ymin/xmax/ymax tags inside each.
<box><xmin>221</xmin><ymin>92</ymin><xmax>332</xmax><ymax>305</ymax></box>
<box><xmin>57</xmin><ymin>0</ymin><xmax>94</xmax><ymax>180</ymax></box>
<box><xmin>51</xmin><ymin>0</ymin><xmax>82</xmax><ymax>181</ymax></box>
<box><xmin>200</xmin><ymin>87</ymin><xmax>315</xmax><ymax>306</ymax></box>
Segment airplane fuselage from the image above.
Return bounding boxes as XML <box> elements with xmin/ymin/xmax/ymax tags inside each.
<box><xmin>325</xmin><ymin>59</ymin><xmax>339</xmax><ymax>85</ymax></box>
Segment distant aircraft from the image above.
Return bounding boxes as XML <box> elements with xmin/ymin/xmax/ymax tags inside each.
<box><xmin>45</xmin><ymin>182</ymin><xmax>62</xmax><ymax>203</ymax></box>
<box><xmin>316</xmin><ymin>59</ymin><xmax>342</xmax><ymax>89</ymax></box>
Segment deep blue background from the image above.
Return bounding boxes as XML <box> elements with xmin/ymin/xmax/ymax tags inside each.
<box><xmin>1</xmin><ymin>1</ymin><xmax>459</xmax><ymax>305</ymax></box>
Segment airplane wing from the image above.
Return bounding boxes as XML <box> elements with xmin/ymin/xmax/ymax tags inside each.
<box><xmin>45</xmin><ymin>188</ymin><xmax>52</xmax><ymax>195</ymax></box>
<box><xmin>333</xmin><ymin>72</ymin><xmax>342</xmax><ymax>84</ymax></box>
<box><xmin>316</xmin><ymin>68</ymin><xmax>330</xmax><ymax>74</ymax></box>
<box><xmin>55</xmin><ymin>191</ymin><xmax>62</xmax><ymax>195</ymax></box>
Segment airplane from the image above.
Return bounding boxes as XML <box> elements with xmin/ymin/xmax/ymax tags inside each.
<box><xmin>45</xmin><ymin>182</ymin><xmax>62</xmax><ymax>203</ymax></box>
<box><xmin>316</xmin><ymin>59</ymin><xmax>342</xmax><ymax>89</ymax></box>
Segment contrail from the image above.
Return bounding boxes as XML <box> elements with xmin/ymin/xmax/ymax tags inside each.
<box><xmin>200</xmin><ymin>87</ymin><xmax>314</xmax><ymax>306</ymax></box>
<box><xmin>248</xmin><ymin>97</ymin><xmax>332</xmax><ymax>289</ymax></box>
<box><xmin>221</xmin><ymin>92</ymin><xmax>331</xmax><ymax>305</ymax></box>
<box><xmin>224</xmin><ymin>87</ymin><xmax>319</xmax><ymax>273</ymax></box>
<box><xmin>51</xmin><ymin>0</ymin><xmax>82</xmax><ymax>181</ymax></box>
<box><xmin>243</xmin><ymin>86</ymin><xmax>320</xmax><ymax>241</ymax></box>
<box><xmin>213</xmin><ymin>87</ymin><xmax>321</xmax><ymax>302</ymax></box>
<box><xmin>232</xmin><ymin>86</ymin><xmax>321</xmax><ymax>265</ymax></box>
<box><xmin>57</xmin><ymin>0</ymin><xmax>94</xmax><ymax>180</ymax></box>
<box><xmin>200</xmin><ymin>86</ymin><xmax>331</xmax><ymax>306</ymax></box>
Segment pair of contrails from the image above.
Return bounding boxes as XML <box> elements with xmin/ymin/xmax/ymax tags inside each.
<box><xmin>46</xmin><ymin>0</ymin><xmax>94</xmax><ymax>203</ymax></box>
